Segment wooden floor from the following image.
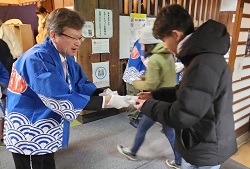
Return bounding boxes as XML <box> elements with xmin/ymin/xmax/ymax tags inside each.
<box><xmin>231</xmin><ymin>139</ymin><xmax>250</xmax><ymax>168</ymax></box>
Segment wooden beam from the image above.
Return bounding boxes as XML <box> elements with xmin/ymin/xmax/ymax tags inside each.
<box><xmin>154</xmin><ymin>0</ymin><xmax>158</xmax><ymax>16</ymax></box>
<box><xmin>133</xmin><ymin>0</ymin><xmax>138</xmax><ymax>13</ymax></box>
<box><xmin>147</xmin><ymin>0</ymin><xmax>151</xmax><ymax>15</ymax></box>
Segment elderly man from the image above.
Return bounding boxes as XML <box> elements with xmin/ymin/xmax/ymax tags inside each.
<box><xmin>4</xmin><ymin>8</ymin><xmax>129</xmax><ymax>169</ymax></box>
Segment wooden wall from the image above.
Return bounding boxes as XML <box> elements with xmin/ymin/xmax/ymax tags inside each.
<box><xmin>228</xmin><ymin>0</ymin><xmax>250</xmax><ymax>144</ymax></box>
<box><xmin>74</xmin><ymin>0</ymin><xmax>125</xmax><ymax>94</ymax></box>
<box><xmin>219</xmin><ymin>11</ymin><xmax>235</xmax><ymax>36</ymax></box>
<box><xmin>120</xmin><ymin>0</ymin><xmax>222</xmax><ymax>27</ymax></box>
<box><xmin>73</xmin><ymin>0</ymin><xmax>222</xmax><ymax>95</ymax></box>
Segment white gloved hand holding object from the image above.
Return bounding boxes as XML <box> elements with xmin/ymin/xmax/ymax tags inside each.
<box><xmin>175</xmin><ymin>62</ymin><xmax>184</xmax><ymax>73</ymax></box>
<box><xmin>99</xmin><ymin>88</ymin><xmax>118</xmax><ymax>96</ymax></box>
<box><xmin>105</xmin><ymin>95</ymin><xmax>130</xmax><ymax>109</ymax></box>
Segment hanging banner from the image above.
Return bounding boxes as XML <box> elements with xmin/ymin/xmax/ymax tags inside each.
<box><xmin>92</xmin><ymin>61</ymin><xmax>110</xmax><ymax>88</ymax></box>
<box><xmin>95</xmin><ymin>9</ymin><xmax>113</xmax><ymax>38</ymax></box>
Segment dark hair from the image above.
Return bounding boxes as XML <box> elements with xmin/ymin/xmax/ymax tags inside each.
<box><xmin>46</xmin><ymin>8</ymin><xmax>84</xmax><ymax>36</ymax></box>
<box><xmin>144</xmin><ymin>44</ymin><xmax>157</xmax><ymax>58</ymax></box>
<box><xmin>36</xmin><ymin>6</ymin><xmax>47</xmax><ymax>14</ymax></box>
<box><xmin>153</xmin><ymin>4</ymin><xmax>194</xmax><ymax>39</ymax></box>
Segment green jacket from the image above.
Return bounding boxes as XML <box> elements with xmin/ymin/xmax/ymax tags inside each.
<box><xmin>133</xmin><ymin>43</ymin><xmax>176</xmax><ymax>91</ymax></box>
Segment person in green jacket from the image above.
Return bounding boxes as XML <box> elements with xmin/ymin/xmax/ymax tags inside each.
<box><xmin>117</xmin><ymin>26</ymin><xmax>182</xmax><ymax>169</ymax></box>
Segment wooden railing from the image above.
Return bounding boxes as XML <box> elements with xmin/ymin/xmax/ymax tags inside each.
<box><xmin>120</xmin><ymin>0</ymin><xmax>221</xmax><ymax>27</ymax></box>
<box><xmin>229</xmin><ymin>0</ymin><xmax>250</xmax><ymax>143</ymax></box>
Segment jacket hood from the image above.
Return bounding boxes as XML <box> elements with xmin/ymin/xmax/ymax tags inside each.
<box><xmin>177</xmin><ymin>20</ymin><xmax>230</xmax><ymax>65</ymax></box>
<box><xmin>151</xmin><ymin>42</ymin><xmax>171</xmax><ymax>55</ymax></box>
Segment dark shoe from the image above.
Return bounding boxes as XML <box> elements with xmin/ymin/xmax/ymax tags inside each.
<box><xmin>165</xmin><ymin>159</ymin><xmax>181</xmax><ymax>169</ymax></box>
<box><xmin>117</xmin><ymin>145</ymin><xmax>137</xmax><ymax>161</ymax></box>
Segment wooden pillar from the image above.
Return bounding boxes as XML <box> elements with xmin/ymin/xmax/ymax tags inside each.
<box><xmin>74</xmin><ymin>0</ymin><xmax>100</xmax><ymax>82</ymax></box>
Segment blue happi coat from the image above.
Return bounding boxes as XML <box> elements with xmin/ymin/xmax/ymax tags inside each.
<box><xmin>0</xmin><ymin>62</ymin><xmax>9</xmax><ymax>117</ymax></box>
<box><xmin>122</xmin><ymin>40</ymin><xmax>146</xmax><ymax>84</ymax></box>
<box><xmin>4</xmin><ymin>37</ymin><xmax>96</xmax><ymax>155</ymax></box>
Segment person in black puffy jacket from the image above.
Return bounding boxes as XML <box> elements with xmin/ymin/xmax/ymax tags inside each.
<box><xmin>134</xmin><ymin>4</ymin><xmax>237</xmax><ymax>169</ymax></box>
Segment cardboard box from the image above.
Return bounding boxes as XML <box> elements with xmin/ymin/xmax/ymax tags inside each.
<box><xmin>13</xmin><ymin>24</ymin><xmax>34</xmax><ymax>52</ymax></box>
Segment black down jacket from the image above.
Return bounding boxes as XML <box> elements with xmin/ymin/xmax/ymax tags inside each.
<box><xmin>142</xmin><ymin>20</ymin><xmax>237</xmax><ymax>166</ymax></box>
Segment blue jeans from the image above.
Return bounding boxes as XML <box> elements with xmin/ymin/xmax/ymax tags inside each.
<box><xmin>181</xmin><ymin>159</ymin><xmax>221</xmax><ymax>169</ymax></box>
<box><xmin>131</xmin><ymin>115</ymin><xmax>182</xmax><ymax>165</ymax></box>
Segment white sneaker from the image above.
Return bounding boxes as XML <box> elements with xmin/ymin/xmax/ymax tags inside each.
<box><xmin>117</xmin><ymin>145</ymin><xmax>137</xmax><ymax>161</ymax></box>
<box><xmin>166</xmin><ymin>159</ymin><xmax>181</xmax><ymax>169</ymax></box>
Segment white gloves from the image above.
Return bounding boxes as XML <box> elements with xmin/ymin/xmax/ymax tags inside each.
<box><xmin>175</xmin><ymin>62</ymin><xmax>184</xmax><ymax>73</ymax></box>
<box><xmin>99</xmin><ymin>88</ymin><xmax>118</xmax><ymax>96</ymax></box>
<box><xmin>125</xmin><ymin>95</ymin><xmax>138</xmax><ymax>105</ymax></box>
<box><xmin>105</xmin><ymin>95</ymin><xmax>130</xmax><ymax>109</ymax></box>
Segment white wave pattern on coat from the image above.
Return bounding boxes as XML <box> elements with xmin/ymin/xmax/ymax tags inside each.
<box><xmin>38</xmin><ymin>94</ymin><xmax>82</xmax><ymax>121</ymax></box>
<box><xmin>4</xmin><ymin>112</ymin><xmax>63</xmax><ymax>155</ymax></box>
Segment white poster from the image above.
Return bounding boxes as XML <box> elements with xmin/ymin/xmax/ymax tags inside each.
<box><xmin>82</xmin><ymin>21</ymin><xmax>94</xmax><ymax>38</ymax></box>
<box><xmin>91</xmin><ymin>39</ymin><xmax>110</xmax><ymax>54</ymax></box>
<box><xmin>95</xmin><ymin>9</ymin><xmax>113</xmax><ymax>38</ymax></box>
<box><xmin>129</xmin><ymin>13</ymin><xmax>147</xmax><ymax>51</ymax></box>
<box><xmin>232</xmin><ymin>56</ymin><xmax>245</xmax><ymax>81</ymax></box>
<box><xmin>92</xmin><ymin>61</ymin><xmax>110</xmax><ymax>88</ymax></box>
<box><xmin>147</xmin><ymin>17</ymin><xmax>156</xmax><ymax>26</ymax></box>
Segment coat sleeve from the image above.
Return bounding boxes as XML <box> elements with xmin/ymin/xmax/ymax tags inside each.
<box><xmin>141</xmin><ymin>64</ymin><xmax>219</xmax><ymax>129</ymax></box>
<box><xmin>151</xmin><ymin>86</ymin><xmax>177</xmax><ymax>103</ymax></box>
<box><xmin>132</xmin><ymin>54</ymin><xmax>168</xmax><ymax>91</ymax></box>
<box><xmin>71</xmin><ymin>61</ymin><xmax>97</xmax><ymax>96</ymax></box>
<box><xmin>21</xmin><ymin>54</ymin><xmax>93</xmax><ymax>121</ymax></box>
<box><xmin>0</xmin><ymin>62</ymin><xmax>9</xmax><ymax>95</ymax></box>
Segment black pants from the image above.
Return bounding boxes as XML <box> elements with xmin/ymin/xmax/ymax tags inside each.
<box><xmin>12</xmin><ymin>152</ymin><xmax>55</xmax><ymax>169</ymax></box>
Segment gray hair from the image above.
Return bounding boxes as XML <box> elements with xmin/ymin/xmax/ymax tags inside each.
<box><xmin>46</xmin><ymin>8</ymin><xmax>84</xmax><ymax>36</ymax></box>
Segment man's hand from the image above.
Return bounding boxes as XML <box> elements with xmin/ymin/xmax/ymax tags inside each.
<box><xmin>137</xmin><ymin>92</ymin><xmax>152</xmax><ymax>100</ymax></box>
<box><xmin>104</xmin><ymin>96</ymin><xmax>111</xmax><ymax>105</ymax></box>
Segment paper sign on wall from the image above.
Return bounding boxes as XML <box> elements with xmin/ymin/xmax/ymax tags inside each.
<box><xmin>245</xmin><ymin>30</ymin><xmax>250</xmax><ymax>55</ymax></box>
<box><xmin>232</xmin><ymin>56</ymin><xmax>245</xmax><ymax>81</ymax></box>
<box><xmin>92</xmin><ymin>61</ymin><xmax>110</xmax><ymax>88</ymax></box>
<box><xmin>129</xmin><ymin>13</ymin><xmax>147</xmax><ymax>51</ymax></box>
<box><xmin>91</xmin><ymin>39</ymin><xmax>110</xmax><ymax>54</ymax></box>
<box><xmin>82</xmin><ymin>21</ymin><xmax>94</xmax><ymax>38</ymax></box>
<box><xmin>95</xmin><ymin>9</ymin><xmax>113</xmax><ymax>38</ymax></box>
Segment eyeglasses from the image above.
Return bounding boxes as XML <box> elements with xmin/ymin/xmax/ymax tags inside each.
<box><xmin>61</xmin><ymin>33</ymin><xmax>84</xmax><ymax>42</ymax></box>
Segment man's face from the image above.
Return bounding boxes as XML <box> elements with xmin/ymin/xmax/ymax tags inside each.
<box><xmin>50</xmin><ymin>27</ymin><xmax>83</xmax><ymax>57</ymax></box>
<box><xmin>162</xmin><ymin>30</ymin><xmax>184</xmax><ymax>55</ymax></box>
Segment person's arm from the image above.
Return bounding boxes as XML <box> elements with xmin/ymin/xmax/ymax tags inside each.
<box><xmin>133</xmin><ymin>55</ymin><xmax>164</xmax><ymax>91</ymax></box>
<box><xmin>151</xmin><ymin>85</ymin><xmax>178</xmax><ymax>103</ymax></box>
<box><xmin>141</xmin><ymin>64</ymin><xmax>219</xmax><ymax>129</ymax></box>
<box><xmin>0</xmin><ymin>62</ymin><xmax>9</xmax><ymax>97</ymax></box>
<box><xmin>0</xmin><ymin>62</ymin><xmax>9</xmax><ymax>87</ymax></box>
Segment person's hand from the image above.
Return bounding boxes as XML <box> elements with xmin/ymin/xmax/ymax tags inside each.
<box><xmin>137</xmin><ymin>92</ymin><xmax>152</xmax><ymax>100</ymax></box>
<box><xmin>105</xmin><ymin>95</ymin><xmax>130</xmax><ymax>109</ymax></box>
<box><xmin>134</xmin><ymin>99</ymin><xmax>146</xmax><ymax>111</ymax></box>
<box><xmin>104</xmin><ymin>95</ymin><xmax>111</xmax><ymax>105</ymax></box>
